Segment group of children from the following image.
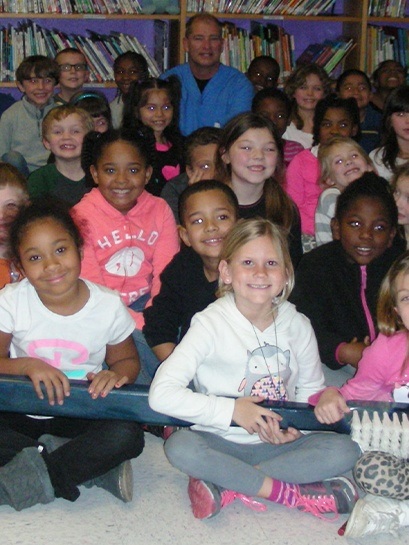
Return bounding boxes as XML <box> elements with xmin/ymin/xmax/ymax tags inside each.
<box><xmin>0</xmin><ymin>43</ymin><xmax>408</xmax><ymax>539</ymax></box>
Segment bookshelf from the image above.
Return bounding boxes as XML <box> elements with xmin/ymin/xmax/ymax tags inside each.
<box><xmin>180</xmin><ymin>0</ymin><xmax>364</xmax><ymax>69</ymax></box>
<box><xmin>0</xmin><ymin>13</ymin><xmax>180</xmax><ymax>93</ymax></box>
<box><xmin>365</xmin><ymin>0</ymin><xmax>409</xmax><ymax>75</ymax></box>
<box><xmin>0</xmin><ymin>0</ymin><xmax>408</xmax><ymax>95</ymax></box>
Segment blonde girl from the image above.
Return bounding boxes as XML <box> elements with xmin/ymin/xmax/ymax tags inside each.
<box><xmin>286</xmin><ymin>96</ymin><xmax>360</xmax><ymax>252</ymax></box>
<box><xmin>392</xmin><ymin>163</ymin><xmax>409</xmax><ymax>248</ymax></box>
<box><xmin>315</xmin><ymin>137</ymin><xmax>373</xmax><ymax>246</ymax></box>
<box><xmin>150</xmin><ymin>218</ymin><xmax>359</xmax><ymax>522</ymax></box>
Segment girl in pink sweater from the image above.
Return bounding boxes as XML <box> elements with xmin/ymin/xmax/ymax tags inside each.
<box><xmin>286</xmin><ymin>96</ymin><xmax>360</xmax><ymax>253</ymax></box>
<box><xmin>72</xmin><ymin>129</ymin><xmax>179</xmax><ymax>382</ymax></box>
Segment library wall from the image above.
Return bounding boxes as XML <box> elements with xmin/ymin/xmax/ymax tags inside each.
<box><xmin>0</xmin><ymin>16</ymin><xmax>173</xmax><ymax>100</ymax></box>
<box><xmin>1</xmin><ymin>0</ymin><xmax>409</xmax><ymax>102</ymax></box>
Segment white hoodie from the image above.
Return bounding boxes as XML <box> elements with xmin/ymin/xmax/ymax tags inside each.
<box><xmin>149</xmin><ymin>292</ymin><xmax>324</xmax><ymax>444</ymax></box>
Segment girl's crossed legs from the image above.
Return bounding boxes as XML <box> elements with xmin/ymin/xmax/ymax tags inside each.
<box><xmin>165</xmin><ymin>428</ymin><xmax>361</xmax><ymax>519</ymax></box>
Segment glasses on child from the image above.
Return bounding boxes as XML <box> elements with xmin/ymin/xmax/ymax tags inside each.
<box><xmin>59</xmin><ymin>63</ymin><xmax>88</xmax><ymax>72</ymax></box>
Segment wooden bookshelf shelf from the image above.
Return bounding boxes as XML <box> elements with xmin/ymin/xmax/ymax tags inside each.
<box><xmin>368</xmin><ymin>17</ymin><xmax>409</xmax><ymax>23</ymax></box>
<box><xmin>0</xmin><ymin>0</ymin><xmax>408</xmax><ymax>89</ymax></box>
<box><xmin>185</xmin><ymin>13</ymin><xmax>361</xmax><ymax>23</ymax></box>
<box><xmin>0</xmin><ymin>13</ymin><xmax>180</xmax><ymax>19</ymax></box>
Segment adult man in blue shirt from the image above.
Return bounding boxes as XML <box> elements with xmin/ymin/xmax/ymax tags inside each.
<box><xmin>162</xmin><ymin>14</ymin><xmax>254</xmax><ymax>136</ymax></box>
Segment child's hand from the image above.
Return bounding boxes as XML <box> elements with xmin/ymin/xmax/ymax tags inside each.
<box><xmin>258</xmin><ymin>418</ymin><xmax>302</xmax><ymax>445</ymax></box>
<box><xmin>338</xmin><ymin>337</ymin><xmax>370</xmax><ymax>368</ymax></box>
<box><xmin>187</xmin><ymin>166</ymin><xmax>209</xmax><ymax>186</ymax></box>
<box><xmin>314</xmin><ymin>388</ymin><xmax>350</xmax><ymax>424</ymax></box>
<box><xmin>232</xmin><ymin>396</ymin><xmax>282</xmax><ymax>435</ymax></box>
<box><xmin>87</xmin><ymin>370</ymin><xmax>128</xmax><ymax>399</ymax></box>
<box><xmin>24</xmin><ymin>359</ymin><xmax>70</xmax><ymax>406</ymax></box>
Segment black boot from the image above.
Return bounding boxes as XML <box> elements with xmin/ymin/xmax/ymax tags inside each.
<box><xmin>83</xmin><ymin>460</ymin><xmax>134</xmax><ymax>503</ymax></box>
<box><xmin>39</xmin><ymin>434</ymin><xmax>133</xmax><ymax>502</ymax></box>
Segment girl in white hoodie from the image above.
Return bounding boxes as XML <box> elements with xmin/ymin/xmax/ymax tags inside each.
<box><xmin>149</xmin><ymin>218</ymin><xmax>360</xmax><ymax>522</ymax></box>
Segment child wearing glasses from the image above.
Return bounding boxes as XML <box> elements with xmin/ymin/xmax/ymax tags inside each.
<box><xmin>54</xmin><ymin>48</ymin><xmax>89</xmax><ymax>105</ymax></box>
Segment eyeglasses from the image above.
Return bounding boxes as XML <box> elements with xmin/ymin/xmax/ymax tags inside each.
<box><xmin>59</xmin><ymin>63</ymin><xmax>88</xmax><ymax>72</ymax></box>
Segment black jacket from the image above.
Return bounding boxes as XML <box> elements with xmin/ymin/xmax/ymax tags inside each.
<box><xmin>143</xmin><ymin>246</ymin><xmax>217</xmax><ymax>348</ymax></box>
<box><xmin>290</xmin><ymin>238</ymin><xmax>406</xmax><ymax>370</ymax></box>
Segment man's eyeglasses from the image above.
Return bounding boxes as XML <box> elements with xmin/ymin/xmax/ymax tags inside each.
<box><xmin>59</xmin><ymin>63</ymin><xmax>88</xmax><ymax>72</ymax></box>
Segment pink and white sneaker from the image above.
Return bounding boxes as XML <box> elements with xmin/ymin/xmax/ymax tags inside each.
<box><xmin>187</xmin><ymin>477</ymin><xmax>267</xmax><ymax>520</ymax></box>
<box><xmin>284</xmin><ymin>477</ymin><xmax>359</xmax><ymax>521</ymax></box>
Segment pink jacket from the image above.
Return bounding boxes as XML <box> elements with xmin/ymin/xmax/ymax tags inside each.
<box><xmin>286</xmin><ymin>148</ymin><xmax>321</xmax><ymax>236</ymax></box>
<box><xmin>309</xmin><ymin>332</ymin><xmax>409</xmax><ymax>404</ymax></box>
<box><xmin>72</xmin><ymin>188</ymin><xmax>179</xmax><ymax>329</ymax></box>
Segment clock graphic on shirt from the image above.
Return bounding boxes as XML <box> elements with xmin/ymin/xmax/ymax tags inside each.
<box><xmin>105</xmin><ymin>247</ymin><xmax>145</xmax><ymax>277</ymax></box>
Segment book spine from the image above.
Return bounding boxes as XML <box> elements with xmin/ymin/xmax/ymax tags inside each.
<box><xmin>325</xmin><ymin>40</ymin><xmax>355</xmax><ymax>74</ymax></box>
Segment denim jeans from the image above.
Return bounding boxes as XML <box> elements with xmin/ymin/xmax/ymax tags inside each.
<box><xmin>129</xmin><ymin>294</ymin><xmax>160</xmax><ymax>385</ymax></box>
<box><xmin>0</xmin><ymin>412</ymin><xmax>144</xmax><ymax>501</ymax></box>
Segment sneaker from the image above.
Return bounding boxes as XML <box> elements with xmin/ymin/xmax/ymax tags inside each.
<box><xmin>163</xmin><ymin>426</ymin><xmax>181</xmax><ymax>441</ymax></box>
<box><xmin>187</xmin><ymin>477</ymin><xmax>267</xmax><ymax>520</ymax></box>
<box><xmin>94</xmin><ymin>460</ymin><xmax>134</xmax><ymax>503</ymax></box>
<box><xmin>344</xmin><ymin>495</ymin><xmax>402</xmax><ymax>537</ymax></box>
<box><xmin>284</xmin><ymin>477</ymin><xmax>358</xmax><ymax>520</ymax></box>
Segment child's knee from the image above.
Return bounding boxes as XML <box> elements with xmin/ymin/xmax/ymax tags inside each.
<box><xmin>164</xmin><ymin>429</ymin><xmax>201</xmax><ymax>469</ymax></box>
<box><xmin>331</xmin><ymin>434</ymin><xmax>361</xmax><ymax>466</ymax></box>
<box><xmin>109</xmin><ymin>421</ymin><xmax>145</xmax><ymax>458</ymax></box>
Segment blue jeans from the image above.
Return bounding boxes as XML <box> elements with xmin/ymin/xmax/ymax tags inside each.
<box><xmin>129</xmin><ymin>294</ymin><xmax>160</xmax><ymax>385</ymax></box>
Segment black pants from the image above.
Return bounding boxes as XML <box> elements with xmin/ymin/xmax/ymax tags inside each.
<box><xmin>0</xmin><ymin>412</ymin><xmax>144</xmax><ymax>501</ymax></box>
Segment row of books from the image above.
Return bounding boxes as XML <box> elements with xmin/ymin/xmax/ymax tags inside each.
<box><xmin>368</xmin><ymin>0</ymin><xmax>408</xmax><ymax>17</ymax></box>
<box><xmin>0</xmin><ymin>20</ymin><xmax>163</xmax><ymax>82</ymax></box>
<box><xmin>216</xmin><ymin>21</ymin><xmax>352</xmax><ymax>83</ymax></box>
<box><xmin>216</xmin><ymin>22</ymin><xmax>294</xmax><ymax>81</ymax></box>
<box><xmin>296</xmin><ymin>37</ymin><xmax>355</xmax><ymax>76</ymax></box>
<box><xmin>366</xmin><ymin>24</ymin><xmax>408</xmax><ymax>74</ymax></box>
<box><xmin>0</xmin><ymin>0</ymin><xmax>143</xmax><ymax>13</ymax></box>
<box><xmin>186</xmin><ymin>0</ymin><xmax>337</xmax><ymax>15</ymax></box>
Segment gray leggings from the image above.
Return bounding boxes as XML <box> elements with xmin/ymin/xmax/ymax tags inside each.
<box><xmin>165</xmin><ymin>429</ymin><xmax>361</xmax><ymax>497</ymax></box>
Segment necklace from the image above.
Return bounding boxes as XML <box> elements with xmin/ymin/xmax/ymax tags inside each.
<box><xmin>251</xmin><ymin>315</ymin><xmax>286</xmax><ymax>401</ymax></box>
